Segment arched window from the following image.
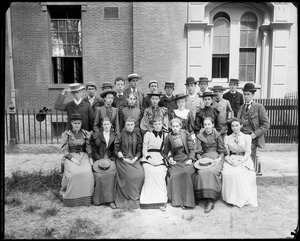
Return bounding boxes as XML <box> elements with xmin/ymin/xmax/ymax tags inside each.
<box><xmin>212</xmin><ymin>12</ymin><xmax>230</xmax><ymax>79</ymax></box>
<box><xmin>239</xmin><ymin>12</ymin><xmax>258</xmax><ymax>82</ymax></box>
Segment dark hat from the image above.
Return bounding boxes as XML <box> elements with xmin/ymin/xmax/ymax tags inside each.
<box><xmin>93</xmin><ymin>158</ymin><xmax>112</xmax><ymax>173</ymax></box>
<box><xmin>71</xmin><ymin>113</ymin><xmax>82</xmax><ymax>121</ymax></box>
<box><xmin>198</xmin><ymin>77</ymin><xmax>212</xmax><ymax>83</ymax></box>
<box><xmin>66</xmin><ymin>83</ymin><xmax>85</xmax><ymax>92</ymax></box>
<box><xmin>100</xmin><ymin>90</ymin><xmax>117</xmax><ymax>98</ymax></box>
<box><xmin>229</xmin><ymin>78</ymin><xmax>239</xmax><ymax>84</ymax></box>
<box><xmin>36</xmin><ymin>113</ymin><xmax>46</xmax><ymax>122</ymax></box>
<box><xmin>201</xmin><ymin>91</ymin><xmax>216</xmax><ymax>98</ymax></box>
<box><xmin>85</xmin><ymin>81</ymin><xmax>97</xmax><ymax>90</ymax></box>
<box><xmin>185</xmin><ymin>77</ymin><xmax>198</xmax><ymax>85</ymax></box>
<box><xmin>242</xmin><ymin>83</ymin><xmax>257</xmax><ymax>92</ymax></box>
<box><xmin>210</xmin><ymin>85</ymin><xmax>226</xmax><ymax>91</ymax></box>
<box><xmin>127</xmin><ymin>73</ymin><xmax>142</xmax><ymax>81</ymax></box>
<box><xmin>147</xmin><ymin>93</ymin><xmax>163</xmax><ymax>98</ymax></box>
<box><xmin>164</xmin><ymin>81</ymin><xmax>175</xmax><ymax>88</ymax></box>
<box><xmin>148</xmin><ymin>80</ymin><xmax>158</xmax><ymax>87</ymax></box>
<box><xmin>100</xmin><ymin>82</ymin><xmax>113</xmax><ymax>89</ymax></box>
<box><xmin>174</xmin><ymin>93</ymin><xmax>188</xmax><ymax>101</ymax></box>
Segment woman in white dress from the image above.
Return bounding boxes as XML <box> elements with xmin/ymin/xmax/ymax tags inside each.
<box><xmin>222</xmin><ymin>117</ymin><xmax>258</xmax><ymax>208</ymax></box>
<box><xmin>140</xmin><ymin>116</ymin><xmax>168</xmax><ymax>210</ymax></box>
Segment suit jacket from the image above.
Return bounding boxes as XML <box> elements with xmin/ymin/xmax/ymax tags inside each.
<box><xmin>163</xmin><ymin>129</ymin><xmax>195</xmax><ymax>160</ymax></box>
<box><xmin>83</xmin><ymin>95</ymin><xmax>104</xmax><ymax>114</ymax></box>
<box><xmin>91</xmin><ymin>130</ymin><xmax>116</xmax><ymax>160</ymax></box>
<box><xmin>237</xmin><ymin>101</ymin><xmax>270</xmax><ymax>148</ymax></box>
<box><xmin>124</xmin><ymin>87</ymin><xmax>144</xmax><ymax>110</ymax></box>
<box><xmin>158</xmin><ymin>95</ymin><xmax>177</xmax><ymax>115</ymax></box>
<box><xmin>223</xmin><ymin>91</ymin><xmax>244</xmax><ymax>117</ymax></box>
<box><xmin>93</xmin><ymin>105</ymin><xmax>120</xmax><ymax>135</ymax></box>
<box><xmin>114</xmin><ymin>129</ymin><xmax>142</xmax><ymax>159</ymax></box>
<box><xmin>54</xmin><ymin>94</ymin><xmax>94</xmax><ymax>131</ymax></box>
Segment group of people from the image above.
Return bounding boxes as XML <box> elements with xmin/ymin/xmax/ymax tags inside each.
<box><xmin>55</xmin><ymin>73</ymin><xmax>270</xmax><ymax>213</ymax></box>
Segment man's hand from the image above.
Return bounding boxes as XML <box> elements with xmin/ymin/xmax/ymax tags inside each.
<box><xmin>185</xmin><ymin>159</ymin><xmax>192</xmax><ymax>165</ymax></box>
<box><xmin>250</xmin><ymin>133</ymin><xmax>257</xmax><ymax>139</ymax></box>
<box><xmin>118</xmin><ymin>152</ymin><xmax>124</xmax><ymax>159</ymax></box>
<box><xmin>89</xmin><ymin>158</ymin><xmax>94</xmax><ymax>165</ymax></box>
<box><xmin>62</xmin><ymin>87</ymin><xmax>69</xmax><ymax>96</ymax></box>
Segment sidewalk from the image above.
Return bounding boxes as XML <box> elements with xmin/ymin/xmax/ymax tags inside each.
<box><xmin>4</xmin><ymin>144</ymin><xmax>298</xmax><ymax>185</ymax></box>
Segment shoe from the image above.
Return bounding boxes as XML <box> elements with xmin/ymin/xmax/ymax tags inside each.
<box><xmin>109</xmin><ymin>202</ymin><xmax>116</xmax><ymax>209</ymax></box>
<box><xmin>181</xmin><ymin>205</ymin><xmax>186</xmax><ymax>210</ymax></box>
<box><xmin>159</xmin><ymin>206</ymin><xmax>166</xmax><ymax>211</ymax></box>
<box><xmin>204</xmin><ymin>200</ymin><xmax>215</xmax><ymax>213</ymax></box>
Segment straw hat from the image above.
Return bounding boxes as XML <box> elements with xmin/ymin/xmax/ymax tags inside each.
<box><xmin>93</xmin><ymin>158</ymin><xmax>112</xmax><ymax>173</ymax></box>
<box><xmin>127</xmin><ymin>73</ymin><xmax>142</xmax><ymax>81</ymax></box>
<box><xmin>85</xmin><ymin>81</ymin><xmax>97</xmax><ymax>90</ymax></box>
<box><xmin>194</xmin><ymin>157</ymin><xmax>217</xmax><ymax>170</ymax></box>
<box><xmin>198</xmin><ymin>77</ymin><xmax>212</xmax><ymax>83</ymax></box>
<box><xmin>66</xmin><ymin>83</ymin><xmax>85</xmax><ymax>92</ymax></box>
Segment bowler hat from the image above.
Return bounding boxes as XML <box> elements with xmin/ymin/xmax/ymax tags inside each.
<box><xmin>100</xmin><ymin>90</ymin><xmax>117</xmax><ymax>98</ymax></box>
<box><xmin>185</xmin><ymin>77</ymin><xmax>198</xmax><ymax>85</ymax></box>
<box><xmin>66</xmin><ymin>83</ymin><xmax>85</xmax><ymax>92</ymax></box>
<box><xmin>210</xmin><ymin>85</ymin><xmax>226</xmax><ymax>91</ymax></box>
<box><xmin>164</xmin><ymin>81</ymin><xmax>175</xmax><ymax>88</ymax></box>
<box><xmin>198</xmin><ymin>77</ymin><xmax>212</xmax><ymax>83</ymax></box>
<box><xmin>174</xmin><ymin>93</ymin><xmax>188</xmax><ymax>101</ymax></box>
<box><xmin>194</xmin><ymin>157</ymin><xmax>217</xmax><ymax>170</ymax></box>
<box><xmin>148</xmin><ymin>80</ymin><xmax>158</xmax><ymax>87</ymax></box>
<box><xmin>71</xmin><ymin>113</ymin><xmax>82</xmax><ymax>121</ymax></box>
<box><xmin>229</xmin><ymin>78</ymin><xmax>239</xmax><ymax>84</ymax></box>
<box><xmin>93</xmin><ymin>158</ymin><xmax>112</xmax><ymax>173</ymax></box>
<box><xmin>127</xmin><ymin>73</ymin><xmax>142</xmax><ymax>81</ymax></box>
<box><xmin>242</xmin><ymin>83</ymin><xmax>257</xmax><ymax>92</ymax></box>
<box><xmin>36</xmin><ymin>113</ymin><xmax>46</xmax><ymax>122</ymax></box>
<box><xmin>85</xmin><ymin>81</ymin><xmax>97</xmax><ymax>90</ymax></box>
<box><xmin>147</xmin><ymin>92</ymin><xmax>163</xmax><ymax>98</ymax></box>
<box><xmin>201</xmin><ymin>91</ymin><xmax>216</xmax><ymax>98</ymax></box>
<box><xmin>100</xmin><ymin>82</ymin><xmax>113</xmax><ymax>89</ymax></box>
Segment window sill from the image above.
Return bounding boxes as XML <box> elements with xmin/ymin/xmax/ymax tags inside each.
<box><xmin>48</xmin><ymin>84</ymin><xmax>70</xmax><ymax>89</ymax></box>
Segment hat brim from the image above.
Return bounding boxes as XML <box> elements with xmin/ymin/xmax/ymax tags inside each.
<box><xmin>201</xmin><ymin>93</ymin><xmax>216</xmax><ymax>98</ymax></box>
<box><xmin>242</xmin><ymin>88</ymin><xmax>257</xmax><ymax>92</ymax></box>
<box><xmin>66</xmin><ymin>86</ymin><xmax>85</xmax><ymax>92</ymax></box>
<box><xmin>198</xmin><ymin>79</ymin><xmax>212</xmax><ymax>82</ymax></box>
<box><xmin>147</xmin><ymin>93</ymin><xmax>163</xmax><ymax>97</ymax></box>
<box><xmin>93</xmin><ymin>159</ymin><xmax>115</xmax><ymax>173</ymax></box>
<box><xmin>174</xmin><ymin>95</ymin><xmax>188</xmax><ymax>101</ymax></box>
<box><xmin>100</xmin><ymin>90</ymin><xmax>117</xmax><ymax>98</ymax></box>
<box><xmin>185</xmin><ymin>81</ymin><xmax>198</xmax><ymax>85</ymax></box>
<box><xmin>194</xmin><ymin>157</ymin><xmax>216</xmax><ymax>170</ymax></box>
<box><xmin>211</xmin><ymin>88</ymin><xmax>226</xmax><ymax>91</ymax></box>
<box><xmin>127</xmin><ymin>76</ymin><xmax>142</xmax><ymax>80</ymax></box>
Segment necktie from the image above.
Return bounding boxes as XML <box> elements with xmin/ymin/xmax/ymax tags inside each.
<box><xmin>234</xmin><ymin>135</ymin><xmax>239</xmax><ymax>145</ymax></box>
<box><xmin>246</xmin><ymin>103</ymin><xmax>250</xmax><ymax>112</ymax></box>
<box><xmin>153</xmin><ymin>130</ymin><xmax>163</xmax><ymax>138</ymax></box>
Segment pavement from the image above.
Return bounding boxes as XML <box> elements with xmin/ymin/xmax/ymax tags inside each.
<box><xmin>4</xmin><ymin>144</ymin><xmax>298</xmax><ymax>185</ymax></box>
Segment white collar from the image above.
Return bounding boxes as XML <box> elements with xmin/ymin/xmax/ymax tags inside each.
<box><xmin>131</xmin><ymin>87</ymin><xmax>137</xmax><ymax>93</ymax></box>
<box><xmin>117</xmin><ymin>92</ymin><xmax>124</xmax><ymax>96</ymax></box>
<box><xmin>230</xmin><ymin>91</ymin><xmax>237</xmax><ymax>94</ymax></box>
<box><xmin>74</xmin><ymin>98</ymin><xmax>82</xmax><ymax>105</ymax></box>
<box><xmin>246</xmin><ymin>100</ymin><xmax>253</xmax><ymax>105</ymax></box>
<box><xmin>88</xmin><ymin>95</ymin><xmax>95</xmax><ymax>100</ymax></box>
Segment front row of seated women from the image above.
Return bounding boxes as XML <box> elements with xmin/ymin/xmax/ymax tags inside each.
<box><xmin>61</xmin><ymin>113</ymin><xmax>258</xmax><ymax>212</ymax></box>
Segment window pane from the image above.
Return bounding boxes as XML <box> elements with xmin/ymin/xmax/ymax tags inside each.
<box><xmin>247</xmin><ymin>66</ymin><xmax>255</xmax><ymax>82</ymax></box>
<box><xmin>212</xmin><ymin>57</ymin><xmax>220</xmax><ymax>78</ymax></box>
<box><xmin>248</xmin><ymin>32</ymin><xmax>256</xmax><ymax>47</ymax></box>
<box><xmin>220</xmin><ymin>36</ymin><xmax>230</xmax><ymax>53</ymax></box>
<box><xmin>247</xmin><ymin>51</ymin><xmax>255</xmax><ymax>64</ymax></box>
<box><xmin>239</xmin><ymin>51</ymin><xmax>246</xmax><ymax>64</ymax></box>
<box><xmin>239</xmin><ymin>66</ymin><xmax>246</xmax><ymax>82</ymax></box>
<box><xmin>58</xmin><ymin>21</ymin><xmax>67</xmax><ymax>32</ymax></box>
<box><xmin>240</xmin><ymin>31</ymin><xmax>247</xmax><ymax>47</ymax></box>
<box><xmin>213</xmin><ymin>37</ymin><xmax>221</xmax><ymax>53</ymax></box>
<box><xmin>51</xmin><ymin>21</ymin><xmax>58</xmax><ymax>31</ymax></box>
<box><xmin>221</xmin><ymin>57</ymin><xmax>229</xmax><ymax>78</ymax></box>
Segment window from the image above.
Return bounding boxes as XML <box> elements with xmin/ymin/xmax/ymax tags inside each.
<box><xmin>49</xmin><ymin>6</ymin><xmax>83</xmax><ymax>84</ymax></box>
<box><xmin>212</xmin><ymin>12</ymin><xmax>230</xmax><ymax>79</ymax></box>
<box><xmin>239</xmin><ymin>12</ymin><xmax>257</xmax><ymax>82</ymax></box>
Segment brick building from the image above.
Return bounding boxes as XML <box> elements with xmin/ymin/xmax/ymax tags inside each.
<box><xmin>5</xmin><ymin>2</ymin><xmax>298</xmax><ymax>110</ymax></box>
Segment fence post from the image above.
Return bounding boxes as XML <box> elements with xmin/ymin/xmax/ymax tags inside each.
<box><xmin>8</xmin><ymin>102</ymin><xmax>17</xmax><ymax>146</ymax></box>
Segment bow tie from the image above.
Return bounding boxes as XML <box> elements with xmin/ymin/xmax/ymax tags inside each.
<box><xmin>153</xmin><ymin>130</ymin><xmax>163</xmax><ymax>138</ymax></box>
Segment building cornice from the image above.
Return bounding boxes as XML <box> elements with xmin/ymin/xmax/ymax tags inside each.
<box><xmin>184</xmin><ymin>22</ymin><xmax>213</xmax><ymax>30</ymax></box>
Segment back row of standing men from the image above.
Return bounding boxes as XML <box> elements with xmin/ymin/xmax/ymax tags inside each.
<box><xmin>54</xmin><ymin>73</ymin><xmax>270</xmax><ymax>164</ymax></box>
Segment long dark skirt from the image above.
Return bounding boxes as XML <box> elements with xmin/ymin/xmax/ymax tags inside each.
<box><xmin>93</xmin><ymin>160</ymin><xmax>117</xmax><ymax>205</ymax></box>
<box><xmin>167</xmin><ymin>153</ymin><xmax>196</xmax><ymax>208</ymax></box>
<box><xmin>193</xmin><ymin>158</ymin><xmax>224</xmax><ymax>201</ymax></box>
<box><xmin>115</xmin><ymin>159</ymin><xmax>145</xmax><ymax>209</ymax></box>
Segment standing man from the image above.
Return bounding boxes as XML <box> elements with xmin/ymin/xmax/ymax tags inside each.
<box><xmin>197</xmin><ymin>77</ymin><xmax>211</xmax><ymax>97</ymax></box>
<box><xmin>237</xmin><ymin>83</ymin><xmax>270</xmax><ymax>164</ymax></box>
<box><xmin>112</xmin><ymin>77</ymin><xmax>127</xmax><ymax>121</ymax></box>
<box><xmin>54</xmin><ymin>83</ymin><xmax>94</xmax><ymax>132</ymax></box>
<box><xmin>124</xmin><ymin>73</ymin><xmax>144</xmax><ymax>110</ymax></box>
<box><xmin>83</xmin><ymin>81</ymin><xmax>104</xmax><ymax>114</ymax></box>
<box><xmin>223</xmin><ymin>78</ymin><xmax>244</xmax><ymax>117</ymax></box>
<box><xmin>158</xmin><ymin>81</ymin><xmax>177</xmax><ymax>116</ymax></box>
<box><xmin>143</xmin><ymin>80</ymin><xmax>159</xmax><ymax>109</ymax></box>
<box><xmin>140</xmin><ymin>93</ymin><xmax>169</xmax><ymax>135</ymax></box>
<box><xmin>185</xmin><ymin>77</ymin><xmax>204</xmax><ymax>120</ymax></box>
<box><xmin>211</xmin><ymin>85</ymin><xmax>234</xmax><ymax>139</ymax></box>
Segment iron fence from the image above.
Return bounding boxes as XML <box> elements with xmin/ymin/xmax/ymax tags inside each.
<box><xmin>4</xmin><ymin>98</ymin><xmax>299</xmax><ymax>145</ymax></box>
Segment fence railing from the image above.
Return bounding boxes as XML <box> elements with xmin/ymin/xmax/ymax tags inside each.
<box><xmin>4</xmin><ymin>98</ymin><xmax>298</xmax><ymax>145</ymax></box>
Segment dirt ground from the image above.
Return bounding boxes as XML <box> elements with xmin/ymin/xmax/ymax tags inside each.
<box><xmin>4</xmin><ymin>183</ymin><xmax>298</xmax><ymax>239</ymax></box>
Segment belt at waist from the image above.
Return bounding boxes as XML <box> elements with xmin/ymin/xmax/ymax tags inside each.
<box><xmin>147</xmin><ymin>149</ymin><xmax>161</xmax><ymax>152</ymax></box>
<box><xmin>69</xmin><ymin>149</ymin><xmax>84</xmax><ymax>153</ymax></box>
<box><xmin>230</xmin><ymin>151</ymin><xmax>245</xmax><ymax>155</ymax></box>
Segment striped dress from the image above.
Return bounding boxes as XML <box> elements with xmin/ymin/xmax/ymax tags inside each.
<box><xmin>221</xmin><ymin>132</ymin><xmax>258</xmax><ymax>208</ymax></box>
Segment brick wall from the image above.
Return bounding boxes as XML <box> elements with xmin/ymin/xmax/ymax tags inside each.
<box><xmin>133</xmin><ymin>2</ymin><xmax>188</xmax><ymax>95</ymax></box>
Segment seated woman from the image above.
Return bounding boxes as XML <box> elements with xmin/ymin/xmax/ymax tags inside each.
<box><xmin>222</xmin><ymin>118</ymin><xmax>258</xmax><ymax>208</ymax></box>
<box><xmin>91</xmin><ymin>117</ymin><xmax>117</xmax><ymax>209</ymax></box>
<box><xmin>169</xmin><ymin>93</ymin><xmax>195</xmax><ymax>142</ymax></box>
<box><xmin>119</xmin><ymin>92</ymin><xmax>142</xmax><ymax>132</ymax></box>
<box><xmin>60</xmin><ymin>113</ymin><xmax>94</xmax><ymax>207</ymax></box>
<box><xmin>193</xmin><ymin>117</ymin><xmax>226</xmax><ymax>213</ymax></box>
<box><xmin>114</xmin><ymin>117</ymin><xmax>145</xmax><ymax>209</ymax></box>
<box><xmin>140</xmin><ymin>116</ymin><xmax>168</xmax><ymax>211</ymax></box>
<box><xmin>163</xmin><ymin>118</ymin><xmax>196</xmax><ymax>209</ymax></box>
<box><xmin>194</xmin><ymin>91</ymin><xmax>220</xmax><ymax>135</ymax></box>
